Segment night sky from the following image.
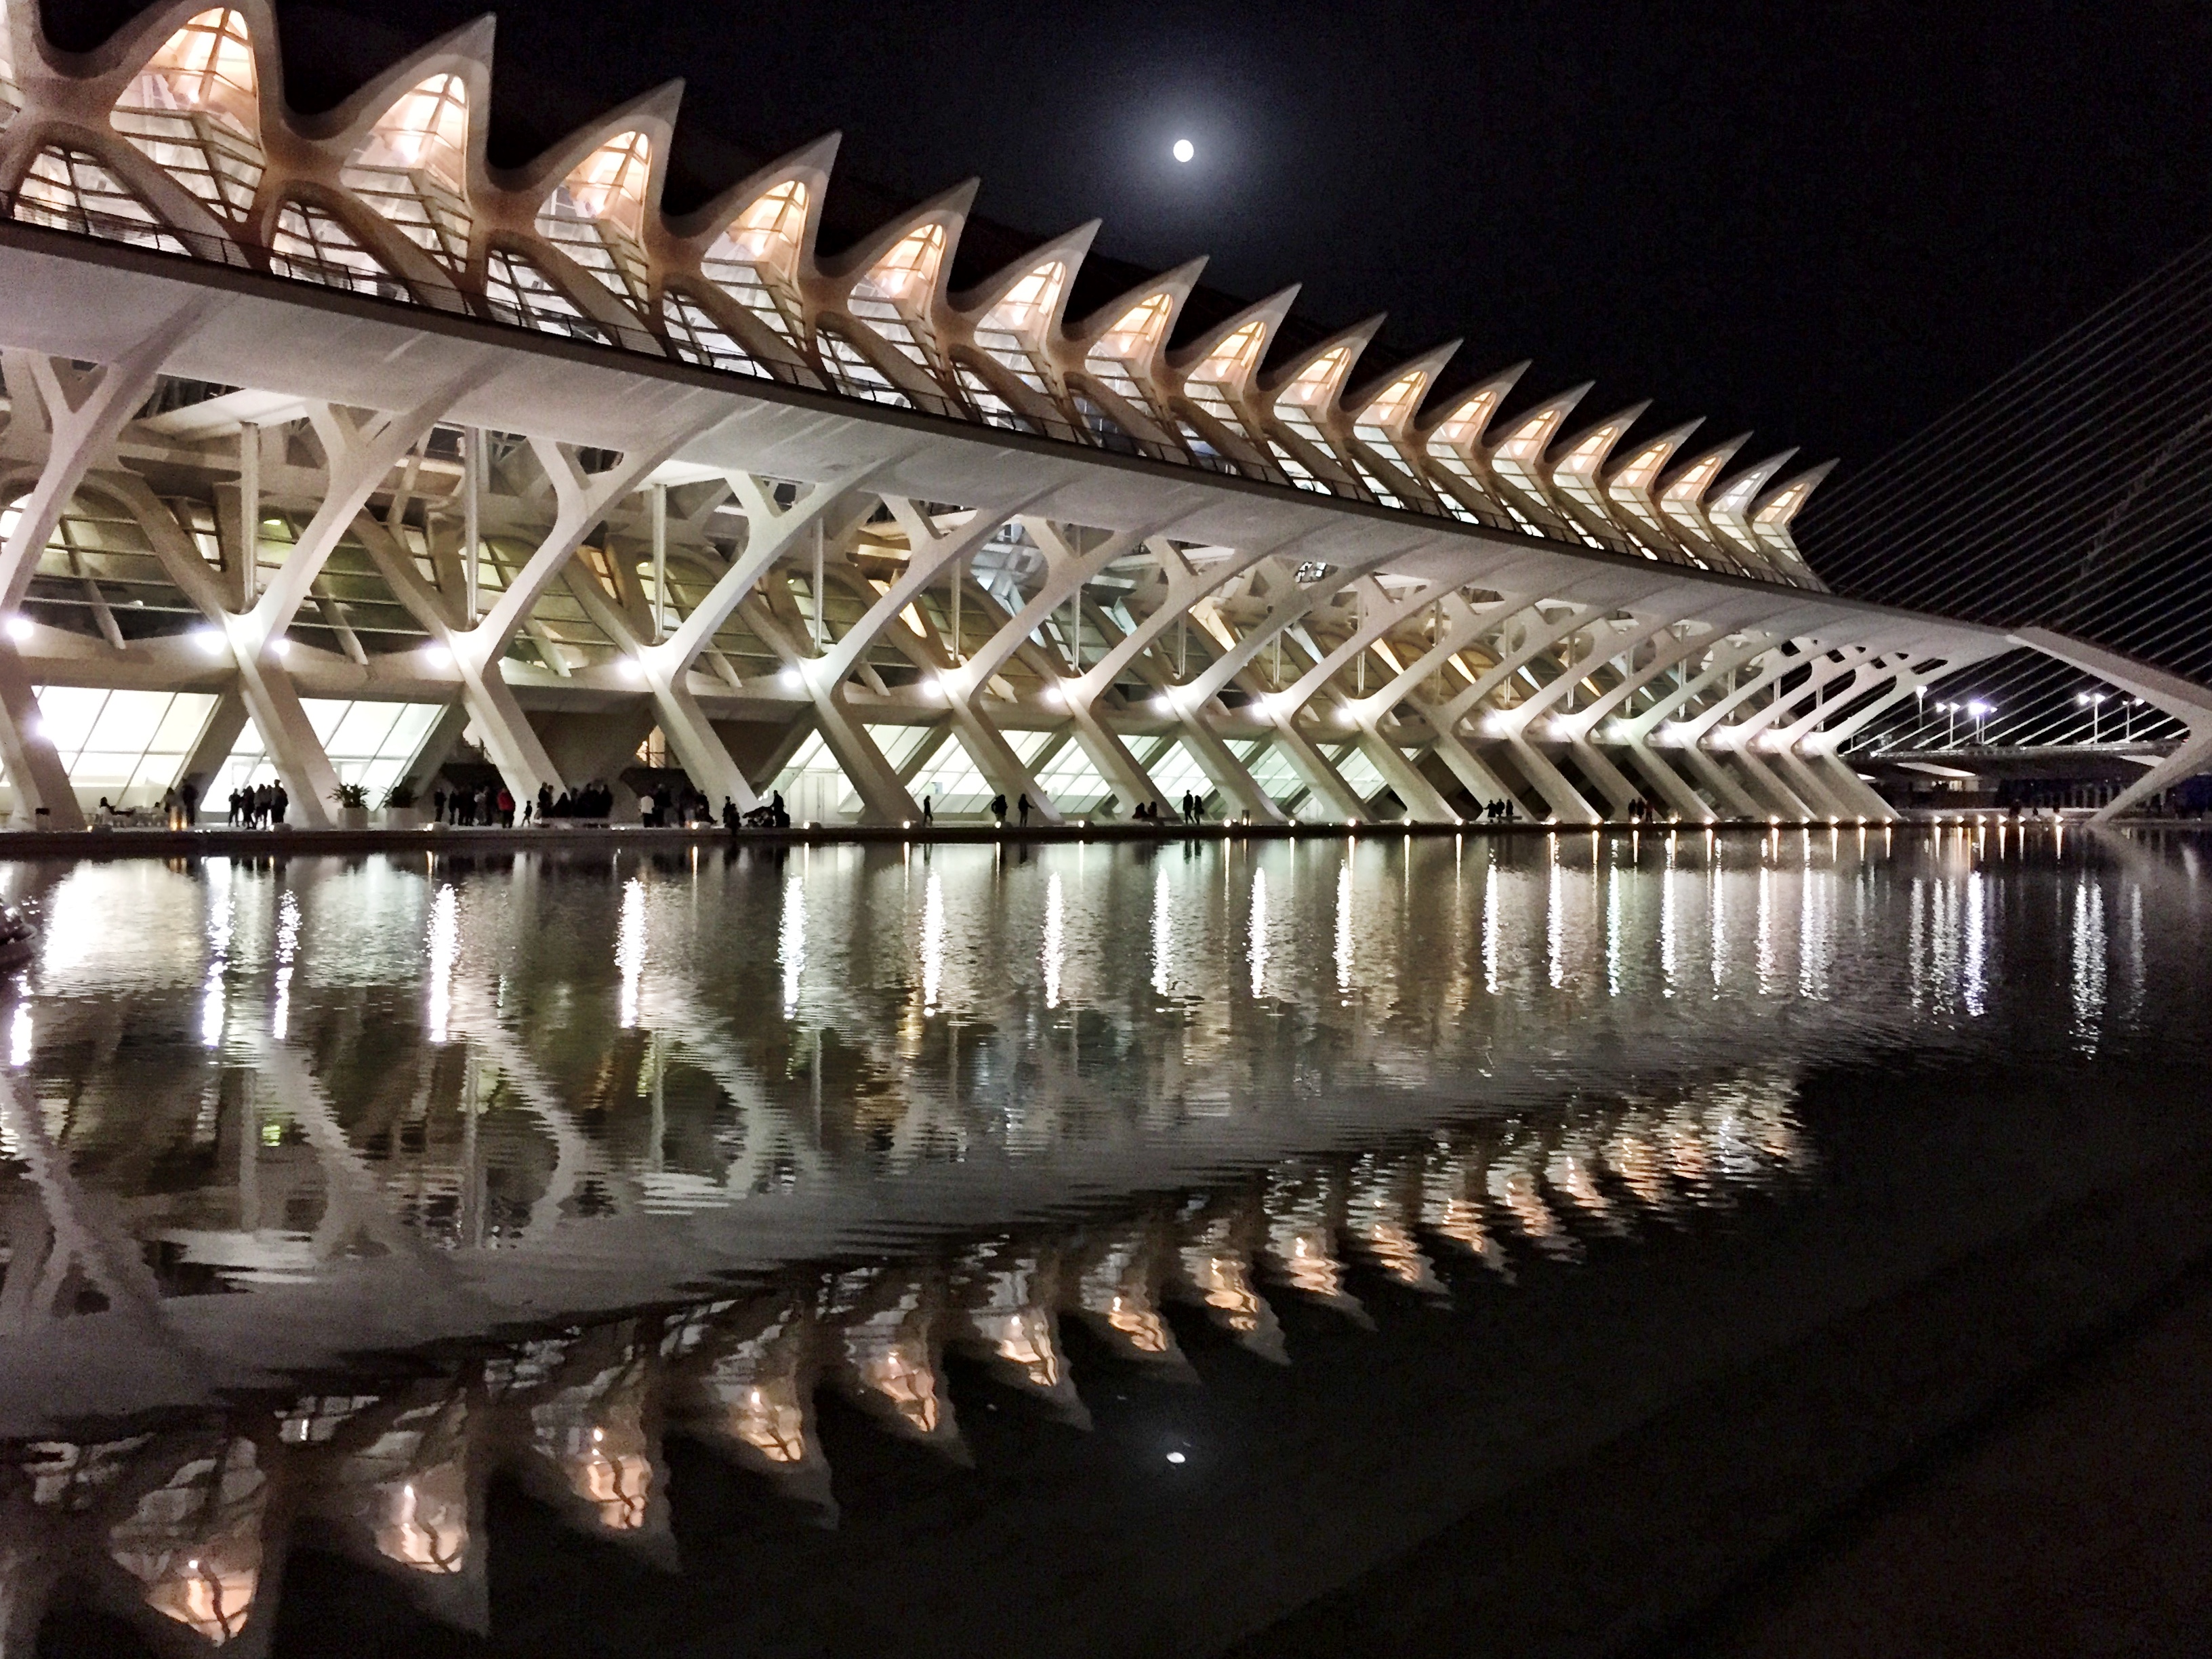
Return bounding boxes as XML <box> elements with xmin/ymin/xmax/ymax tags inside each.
<box><xmin>52</xmin><ymin>1</ymin><xmax>2212</xmax><ymax>473</ymax></box>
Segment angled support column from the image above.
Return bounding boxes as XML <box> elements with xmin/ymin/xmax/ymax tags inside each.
<box><xmin>1765</xmin><ymin>653</ymin><xmax>1914</xmax><ymax>819</ymax></box>
<box><xmin>741</xmin><ymin>571</ymin><xmax>916</xmax><ymax>825</ymax></box>
<box><xmin>2013</xmin><ymin>628</ymin><xmax>2212</xmax><ymax>821</ymax></box>
<box><xmin>1338</xmin><ymin>586</ymin><xmax>1537</xmax><ymax>813</ymax></box>
<box><xmin>1072</xmin><ymin>533</ymin><xmax>1323</xmax><ymax>821</ymax></box>
<box><xmin>0</xmin><ymin>306</ymin><xmax>212</xmax><ymax>826</ymax></box>
<box><xmin>1511</xmin><ymin>600</ymin><xmax>1710</xmax><ymax>817</ymax></box>
<box><xmin>935</xmin><ymin>514</ymin><xmax>1159</xmax><ymax>823</ymax></box>
<box><xmin>433</xmin><ymin>418</ymin><xmax>719</xmax><ymax>799</ymax></box>
<box><xmin>1790</xmin><ymin>661</ymin><xmax>1967</xmax><ymax>822</ymax></box>
<box><xmin>1432</xmin><ymin>600</ymin><xmax>1614</xmax><ymax>823</ymax></box>
<box><xmin>794</xmin><ymin>496</ymin><xmax>1050</xmax><ymax>823</ymax></box>
<box><xmin>1639</xmin><ymin>639</ymin><xmax>1808</xmax><ymax>818</ymax></box>
<box><xmin>1490</xmin><ymin>608</ymin><xmax>1698</xmax><ymax>822</ymax></box>
<box><xmin>223</xmin><ymin>375</ymin><xmax>491</xmax><ymax>824</ymax></box>
<box><xmin>1169</xmin><ymin>539</ymin><xmax>1429</xmax><ymax>819</ymax></box>
<box><xmin>1713</xmin><ymin>648</ymin><xmax>1880</xmax><ymax>819</ymax></box>
<box><xmin>1262</xmin><ymin>574</ymin><xmax>1461</xmax><ymax>821</ymax></box>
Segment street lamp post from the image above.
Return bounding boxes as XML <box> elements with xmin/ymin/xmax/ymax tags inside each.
<box><xmin>2075</xmin><ymin>690</ymin><xmax>2105</xmax><ymax>743</ymax></box>
<box><xmin>1968</xmin><ymin>699</ymin><xmax>1990</xmax><ymax>745</ymax></box>
<box><xmin>1938</xmin><ymin>701</ymin><xmax>1957</xmax><ymax>745</ymax></box>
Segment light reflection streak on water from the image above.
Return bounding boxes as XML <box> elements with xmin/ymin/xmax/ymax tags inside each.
<box><xmin>425</xmin><ymin>884</ymin><xmax>458</xmax><ymax>1043</ymax></box>
<box><xmin>1150</xmin><ymin>866</ymin><xmax>1172</xmax><ymax>1000</ymax></box>
<box><xmin>1334</xmin><ymin>859</ymin><xmax>1353</xmax><ymax>995</ymax></box>
<box><xmin>779</xmin><ymin>874</ymin><xmax>806</xmax><ymax>1019</ymax></box>
<box><xmin>202</xmin><ymin>858</ymin><xmax>231</xmax><ymax>1048</ymax></box>
<box><xmin>1606</xmin><ymin>859</ymin><xmax>1623</xmax><ymax>998</ymax></box>
<box><xmin>7</xmin><ymin>1004</ymin><xmax>27</xmax><ymax>1069</ymax></box>
<box><xmin>1661</xmin><ymin>839</ymin><xmax>1678</xmax><ymax>998</ymax></box>
<box><xmin>1709</xmin><ymin>841</ymin><xmax>1726</xmax><ymax>991</ymax></box>
<box><xmin>270</xmin><ymin>890</ymin><xmax>300</xmax><ymax>1040</ymax></box>
<box><xmin>920</xmin><ymin>871</ymin><xmax>944</xmax><ymax>1016</ymax></box>
<box><xmin>1547</xmin><ymin>840</ymin><xmax>1563</xmax><ymax>990</ymax></box>
<box><xmin>1042</xmin><ymin>874</ymin><xmax>1064</xmax><ymax>1010</ymax></box>
<box><xmin>1248</xmin><ymin>867</ymin><xmax>1269</xmax><ymax>999</ymax></box>
<box><xmin>2072</xmin><ymin>874</ymin><xmax>2106</xmax><ymax>1051</ymax></box>
<box><xmin>1756</xmin><ymin>862</ymin><xmax>1776</xmax><ymax>996</ymax></box>
<box><xmin>1799</xmin><ymin>864</ymin><xmax>1829</xmax><ymax>1002</ymax></box>
<box><xmin>616</xmin><ymin>879</ymin><xmax>646</xmax><ymax>1029</ymax></box>
<box><xmin>1964</xmin><ymin>869</ymin><xmax>1987</xmax><ymax>1017</ymax></box>
<box><xmin>1483</xmin><ymin>859</ymin><xmax>1500</xmax><ymax>997</ymax></box>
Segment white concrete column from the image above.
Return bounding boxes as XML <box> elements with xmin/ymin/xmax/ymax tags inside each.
<box><xmin>2012</xmin><ymin>627</ymin><xmax>2212</xmax><ymax>821</ymax></box>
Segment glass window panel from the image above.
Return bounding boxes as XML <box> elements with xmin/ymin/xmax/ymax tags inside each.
<box><xmin>127</xmin><ymin>752</ymin><xmax>185</xmax><ymax>797</ymax></box>
<box><xmin>300</xmin><ymin>699</ymin><xmax>349</xmax><ymax>744</ymax></box>
<box><xmin>382</xmin><ymin>702</ymin><xmax>443</xmax><ymax>760</ymax></box>
<box><xmin>269</xmin><ymin>201</ymin><xmax>413</xmax><ymax>302</ymax></box>
<box><xmin>33</xmin><ymin>687</ymin><xmax>107</xmax><ymax>756</ymax></box>
<box><xmin>70</xmin><ymin>754</ymin><xmax>141</xmax><ymax>789</ymax></box>
<box><xmin>324</xmin><ymin>700</ymin><xmax>401</xmax><ymax>758</ymax></box>
<box><xmin>905</xmin><ymin>731</ymin><xmax>1000</xmax><ymax>817</ymax></box>
<box><xmin>150</xmin><ymin>693</ymin><xmax>216</xmax><ymax>753</ymax></box>
<box><xmin>13</xmin><ymin>148</ymin><xmax>192</xmax><ymax>255</ymax></box>
<box><xmin>83</xmin><ymin>689</ymin><xmax>177</xmax><ymax>754</ymax></box>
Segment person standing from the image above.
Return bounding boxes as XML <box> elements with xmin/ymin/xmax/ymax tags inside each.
<box><xmin>272</xmin><ymin>782</ymin><xmax>288</xmax><ymax>826</ymax></box>
<box><xmin>990</xmin><ymin>793</ymin><xmax>1007</xmax><ymax>827</ymax></box>
<box><xmin>497</xmin><ymin>785</ymin><xmax>514</xmax><ymax>827</ymax></box>
<box><xmin>920</xmin><ymin>793</ymin><xmax>933</xmax><ymax>827</ymax></box>
<box><xmin>1017</xmin><ymin>792</ymin><xmax>1032</xmax><ymax>827</ymax></box>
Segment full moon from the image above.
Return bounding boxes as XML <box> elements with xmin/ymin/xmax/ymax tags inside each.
<box><xmin>1172</xmin><ymin>138</ymin><xmax>1195</xmax><ymax>164</ymax></box>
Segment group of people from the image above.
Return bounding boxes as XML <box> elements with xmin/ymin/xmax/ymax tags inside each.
<box><xmin>734</xmin><ymin>792</ymin><xmax>792</xmax><ymax>830</ymax></box>
<box><xmin>226</xmin><ymin>782</ymin><xmax>289</xmax><ymax>827</ymax></box>
<box><xmin>988</xmin><ymin>792</ymin><xmax>1034</xmax><ymax>827</ymax></box>
<box><xmin>636</xmin><ymin>784</ymin><xmax>720</xmax><ymax>827</ymax></box>
<box><xmin>1132</xmin><ymin>792</ymin><xmax>1210</xmax><ymax>825</ymax></box>
<box><xmin>432</xmin><ymin>784</ymin><xmax>515</xmax><ymax>827</ymax></box>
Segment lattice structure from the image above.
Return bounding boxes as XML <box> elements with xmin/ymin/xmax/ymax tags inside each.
<box><xmin>0</xmin><ymin>1</ymin><xmax>2063</xmax><ymax>832</ymax></box>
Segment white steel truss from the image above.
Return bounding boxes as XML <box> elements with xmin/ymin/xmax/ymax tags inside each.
<box><xmin>0</xmin><ymin>3</ymin><xmax>2087</xmax><ymax>828</ymax></box>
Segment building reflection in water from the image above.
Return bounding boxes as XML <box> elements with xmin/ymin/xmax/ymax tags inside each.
<box><xmin>0</xmin><ymin>827</ymin><xmax>2186</xmax><ymax>1652</ymax></box>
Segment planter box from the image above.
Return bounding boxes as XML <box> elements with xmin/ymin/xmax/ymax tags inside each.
<box><xmin>336</xmin><ymin>806</ymin><xmax>370</xmax><ymax>830</ymax></box>
<box><xmin>375</xmin><ymin>808</ymin><xmax>422</xmax><ymax>830</ymax></box>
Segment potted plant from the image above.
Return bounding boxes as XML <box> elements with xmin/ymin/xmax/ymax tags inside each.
<box><xmin>329</xmin><ymin>781</ymin><xmax>371</xmax><ymax>830</ymax></box>
<box><xmin>377</xmin><ymin>781</ymin><xmax>422</xmax><ymax>830</ymax></box>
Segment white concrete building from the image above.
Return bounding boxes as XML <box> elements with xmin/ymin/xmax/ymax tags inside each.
<box><xmin>0</xmin><ymin>3</ymin><xmax>2049</xmax><ymax>830</ymax></box>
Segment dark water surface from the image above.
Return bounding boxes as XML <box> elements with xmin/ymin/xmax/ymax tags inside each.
<box><xmin>2</xmin><ymin>825</ymin><xmax>2208</xmax><ymax>1656</ymax></box>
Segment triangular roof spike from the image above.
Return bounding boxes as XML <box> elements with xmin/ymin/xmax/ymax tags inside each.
<box><xmin>1415</xmin><ymin>359</ymin><xmax>1531</xmax><ymax>451</ymax></box>
<box><xmin>1603</xmin><ymin>416</ymin><xmax>1704</xmax><ymax>493</ymax></box>
<box><xmin>1063</xmin><ymin>255</ymin><xmax>1209</xmax><ymax>369</ymax></box>
<box><xmin>1165</xmin><ymin>283</ymin><xmax>1301</xmax><ymax>389</ymax></box>
<box><xmin>816</xmin><ymin>177</ymin><xmax>980</xmax><ymax>286</ymax></box>
<box><xmin>1488</xmin><ymin>381</ymin><xmax>1593</xmax><ymax>463</ymax></box>
<box><xmin>1342</xmin><ymin>337</ymin><xmax>1462</xmax><ymax>428</ymax></box>
<box><xmin>1549</xmin><ymin>399</ymin><xmax>1652</xmax><ymax>476</ymax></box>
<box><xmin>1752</xmin><ymin>458</ymin><xmax>1840</xmax><ymax>529</ymax></box>
<box><xmin>1708</xmin><ymin>447</ymin><xmax>1798</xmax><ymax>519</ymax></box>
<box><xmin>295</xmin><ymin>12</ymin><xmax>494</xmax><ymax>157</ymax></box>
<box><xmin>1259</xmin><ymin>312</ymin><xmax>1387</xmax><ymax>404</ymax></box>
<box><xmin>667</xmin><ymin>130</ymin><xmax>840</xmax><ymax>253</ymax></box>
<box><xmin>493</xmin><ymin>77</ymin><xmax>684</xmax><ymax>216</ymax></box>
<box><xmin>950</xmin><ymin>219</ymin><xmax>1100</xmax><ymax>321</ymax></box>
<box><xmin>1657</xmin><ymin>430</ymin><xmax>1751</xmax><ymax>507</ymax></box>
<box><xmin>61</xmin><ymin>0</ymin><xmax>286</xmax><ymax>125</ymax></box>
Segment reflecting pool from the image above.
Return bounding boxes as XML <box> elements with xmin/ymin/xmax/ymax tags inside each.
<box><xmin>1</xmin><ymin>825</ymin><xmax>2209</xmax><ymax>1656</ymax></box>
